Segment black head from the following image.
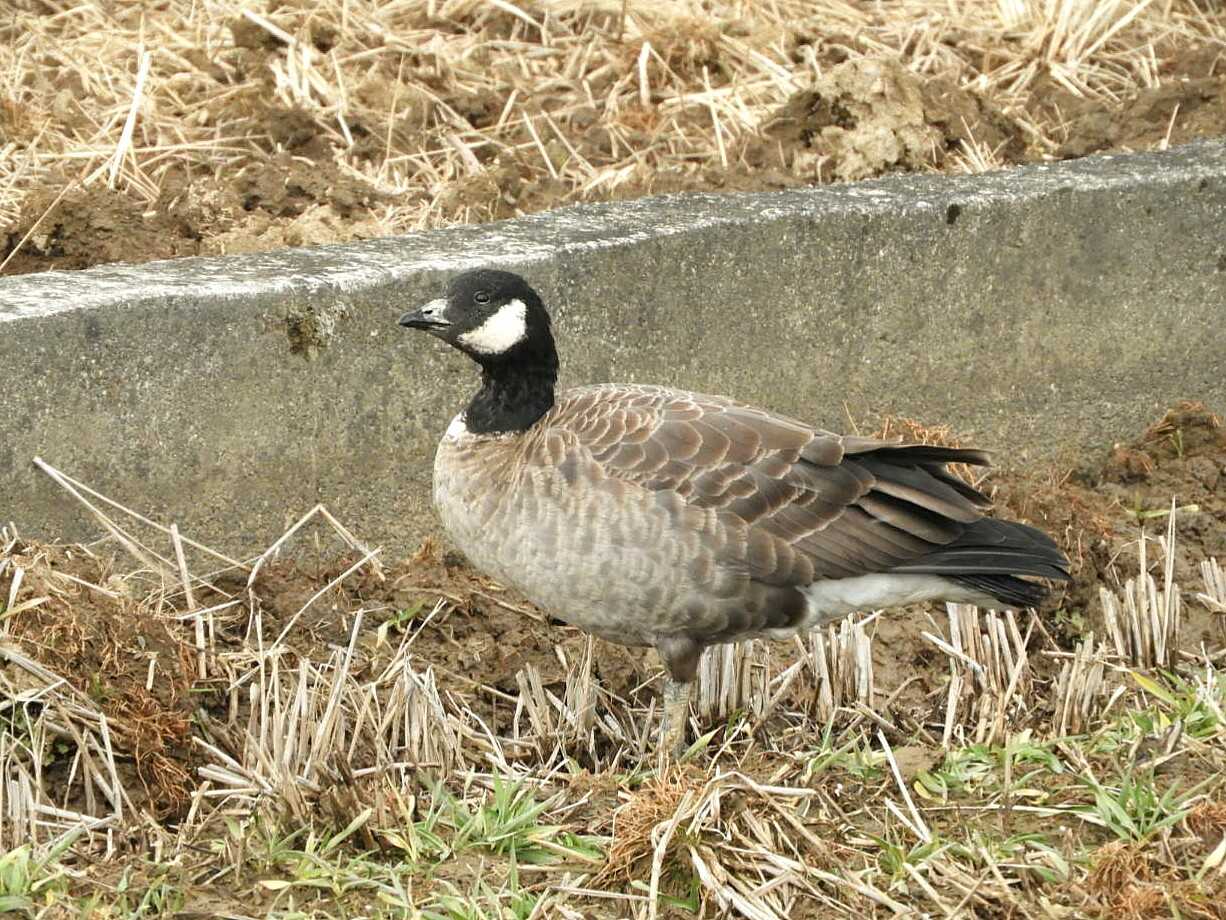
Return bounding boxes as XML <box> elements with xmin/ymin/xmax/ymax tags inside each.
<box><xmin>399</xmin><ymin>269</ymin><xmax>554</xmax><ymax>368</ymax></box>
<box><xmin>399</xmin><ymin>269</ymin><xmax>559</xmax><ymax>435</ymax></box>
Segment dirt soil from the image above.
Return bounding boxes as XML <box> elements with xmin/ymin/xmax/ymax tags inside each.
<box><xmin>2</xmin><ymin>13</ymin><xmax>1224</xmax><ymax>275</ymax></box>
<box><xmin>5</xmin><ymin>402</ymin><xmax>1223</xmax><ymax>816</ymax></box>
<box><xmin>997</xmin><ymin>401</ymin><xmax>1226</xmax><ymax>651</ymax></box>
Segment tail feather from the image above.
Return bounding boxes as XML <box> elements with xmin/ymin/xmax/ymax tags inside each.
<box><xmin>889</xmin><ymin>517</ymin><xmax>1071</xmax><ymax>608</ymax></box>
<box><xmin>921</xmin><ymin>463</ymin><xmax>993</xmax><ymax>508</ymax></box>
<box><xmin>947</xmin><ymin>573</ymin><xmax>1051</xmax><ymax>608</ymax></box>
<box><xmin>841</xmin><ymin>439</ymin><xmax>1069</xmax><ymax>610</ymax></box>
<box><xmin>848</xmin><ymin>441</ymin><xmax>993</xmax><ymax>469</ymax></box>
<box><xmin>854</xmin><ymin>456</ymin><xmax>984</xmax><ymax>522</ymax></box>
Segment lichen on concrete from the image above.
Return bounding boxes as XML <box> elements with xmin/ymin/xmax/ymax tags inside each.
<box><xmin>283</xmin><ymin>300</ymin><xmax>351</xmax><ymax>358</ymax></box>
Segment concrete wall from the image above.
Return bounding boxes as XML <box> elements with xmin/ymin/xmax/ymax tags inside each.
<box><xmin>2</xmin><ymin>141</ymin><xmax>1224</xmax><ymax>555</ymax></box>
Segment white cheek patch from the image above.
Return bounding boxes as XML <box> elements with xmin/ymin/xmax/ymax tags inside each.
<box><xmin>458</xmin><ymin>299</ymin><xmax>528</xmax><ymax>354</ymax></box>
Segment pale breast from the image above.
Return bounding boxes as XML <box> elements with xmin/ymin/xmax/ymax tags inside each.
<box><xmin>432</xmin><ymin>424</ymin><xmax>515</xmax><ymax>585</ymax></box>
<box><xmin>432</xmin><ymin>418</ymin><xmax>765</xmax><ymax>647</ymax></box>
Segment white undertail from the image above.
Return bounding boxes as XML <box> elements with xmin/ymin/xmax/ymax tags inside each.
<box><xmin>794</xmin><ymin>573</ymin><xmax>1000</xmax><ymax>632</ymax></box>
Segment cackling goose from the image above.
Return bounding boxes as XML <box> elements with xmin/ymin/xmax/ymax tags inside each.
<box><xmin>399</xmin><ymin>269</ymin><xmax>1071</xmax><ymax>756</ymax></box>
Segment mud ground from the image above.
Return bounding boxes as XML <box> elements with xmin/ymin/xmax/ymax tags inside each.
<box><xmin>3</xmin><ymin>46</ymin><xmax>1224</xmax><ymax>276</ymax></box>
<box><xmin>6</xmin><ymin>401</ymin><xmax>1223</xmax><ymax>822</ymax></box>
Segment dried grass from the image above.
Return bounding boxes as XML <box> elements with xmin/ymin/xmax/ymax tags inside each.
<box><xmin>513</xmin><ymin>635</ymin><xmax>651</xmax><ymax>769</ymax></box>
<box><xmin>694</xmin><ymin>638</ymin><xmax>772</xmax><ymax>723</ymax></box>
<box><xmin>1053</xmin><ymin>633</ymin><xmax>1119</xmax><ymax>735</ymax></box>
<box><xmin>197</xmin><ymin>620</ymin><xmax>466</xmax><ymax>828</ymax></box>
<box><xmin>1199</xmin><ymin>558</ymin><xmax>1226</xmax><ymax>615</ymax></box>
<box><xmin>0</xmin><ymin>641</ymin><xmax>128</xmax><ymax>849</ymax></box>
<box><xmin>604</xmin><ymin>768</ymin><xmax>847</xmax><ymax>919</ymax></box>
<box><xmin>5</xmin><ymin>460</ymin><xmax>1226</xmax><ymax>916</ymax></box>
<box><xmin>2</xmin><ymin>1</ymin><xmax>1224</xmax><ymax>260</ymax></box>
<box><xmin>804</xmin><ymin>614</ymin><xmax>876</xmax><ymax>722</ymax></box>
<box><xmin>929</xmin><ymin>603</ymin><xmax>1034</xmax><ymax>745</ymax></box>
<box><xmin>1102</xmin><ymin>507</ymin><xmax>1183</xmax><ymax>670</ymax></box>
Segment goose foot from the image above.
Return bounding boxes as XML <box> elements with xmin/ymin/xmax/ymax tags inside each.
<box><xmin>660</xmin><ymin>677</ymin><xmax>691</xmax><ymax>760</ymax></box>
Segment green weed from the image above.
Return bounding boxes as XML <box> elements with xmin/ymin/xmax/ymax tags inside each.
<box><xmin>1077</xmin><ymin>767</ymin><xmax>1202</xmax><ymax>842</ymax></box>
<box><xmin>0</xmin><ymin>830</ymin><xmax>80</xmax><ymax>914</ymax></box>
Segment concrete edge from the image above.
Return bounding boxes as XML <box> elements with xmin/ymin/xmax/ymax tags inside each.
<box><xmin>2</xmin><ymin>139</ymin><xmax>1224</xmax><ymax>553</ymax></box>
<box><xmin>4</xmin><ymin>140</ymin><xmax>1225</xmax><ymax>322</ymax></box>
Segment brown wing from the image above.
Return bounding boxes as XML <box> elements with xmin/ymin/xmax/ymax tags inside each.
<box><xmin>536</xmin><ymin>384</ymin><xmax>994</xmax><ymax>588</ymax></box>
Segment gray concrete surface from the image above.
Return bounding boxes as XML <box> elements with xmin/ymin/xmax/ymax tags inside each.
<box><xmin>2</xmin><ymin>141</ymin><xmax>1224</xmax><ymax>556</ymax></box>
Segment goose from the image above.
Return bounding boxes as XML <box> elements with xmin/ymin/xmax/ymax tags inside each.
<box><xmin>399</xmin><ymin>268</ymin><xmax>1070</xmax><ymax>756</ymax></box>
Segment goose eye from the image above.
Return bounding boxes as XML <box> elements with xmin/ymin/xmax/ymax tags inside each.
<box><xmin>474</xmin><ymin>291</ymin><xmax>491</xmax><ymax>304</ymax></box>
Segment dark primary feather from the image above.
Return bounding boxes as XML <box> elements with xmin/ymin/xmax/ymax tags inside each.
<box><xmin>891</xmin><ymin>517</ymin><xmax>1070</xmax><ymax>579</ymax></box>
<box><xmin>948</xmin><ymin>574</ymin><xmax>1049</xmax><ymax>608</ymax></box>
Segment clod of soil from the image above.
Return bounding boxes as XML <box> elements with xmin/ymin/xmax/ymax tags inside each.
<box><xmin>2</xmin><ymin>150</ymin><xmax>392</xmax><ymax>275</ymax></box>
<box><xmin>1030</xmin><ymin>47</ymin><xmax>1226</xmax><ymax>158</ymax></box>
<box><xmin>996</xmin><ymin>400</ymin><xmax>1226</xmax><ymax>650</ymax></box>
<box><xmin>760</xmin><ymin>58</ymin><xmax>1024</xmax><ymax>181</ymax></box>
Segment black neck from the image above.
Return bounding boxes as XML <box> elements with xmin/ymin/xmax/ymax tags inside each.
<box><xmin>464</xmin><ymin>353</ymin><xmax>558</xmax><ymax>435</ymax></box>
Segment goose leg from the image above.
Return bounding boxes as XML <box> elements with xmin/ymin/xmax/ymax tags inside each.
<box><xmin>656</xmin><ymin>636</ymin><xmax>701</xmax><ymax>761</ymax></box>
<box><xmin>661</xmin><ymin>677</ymin><xmax>691</xmax><ymax>759</ymax></box>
